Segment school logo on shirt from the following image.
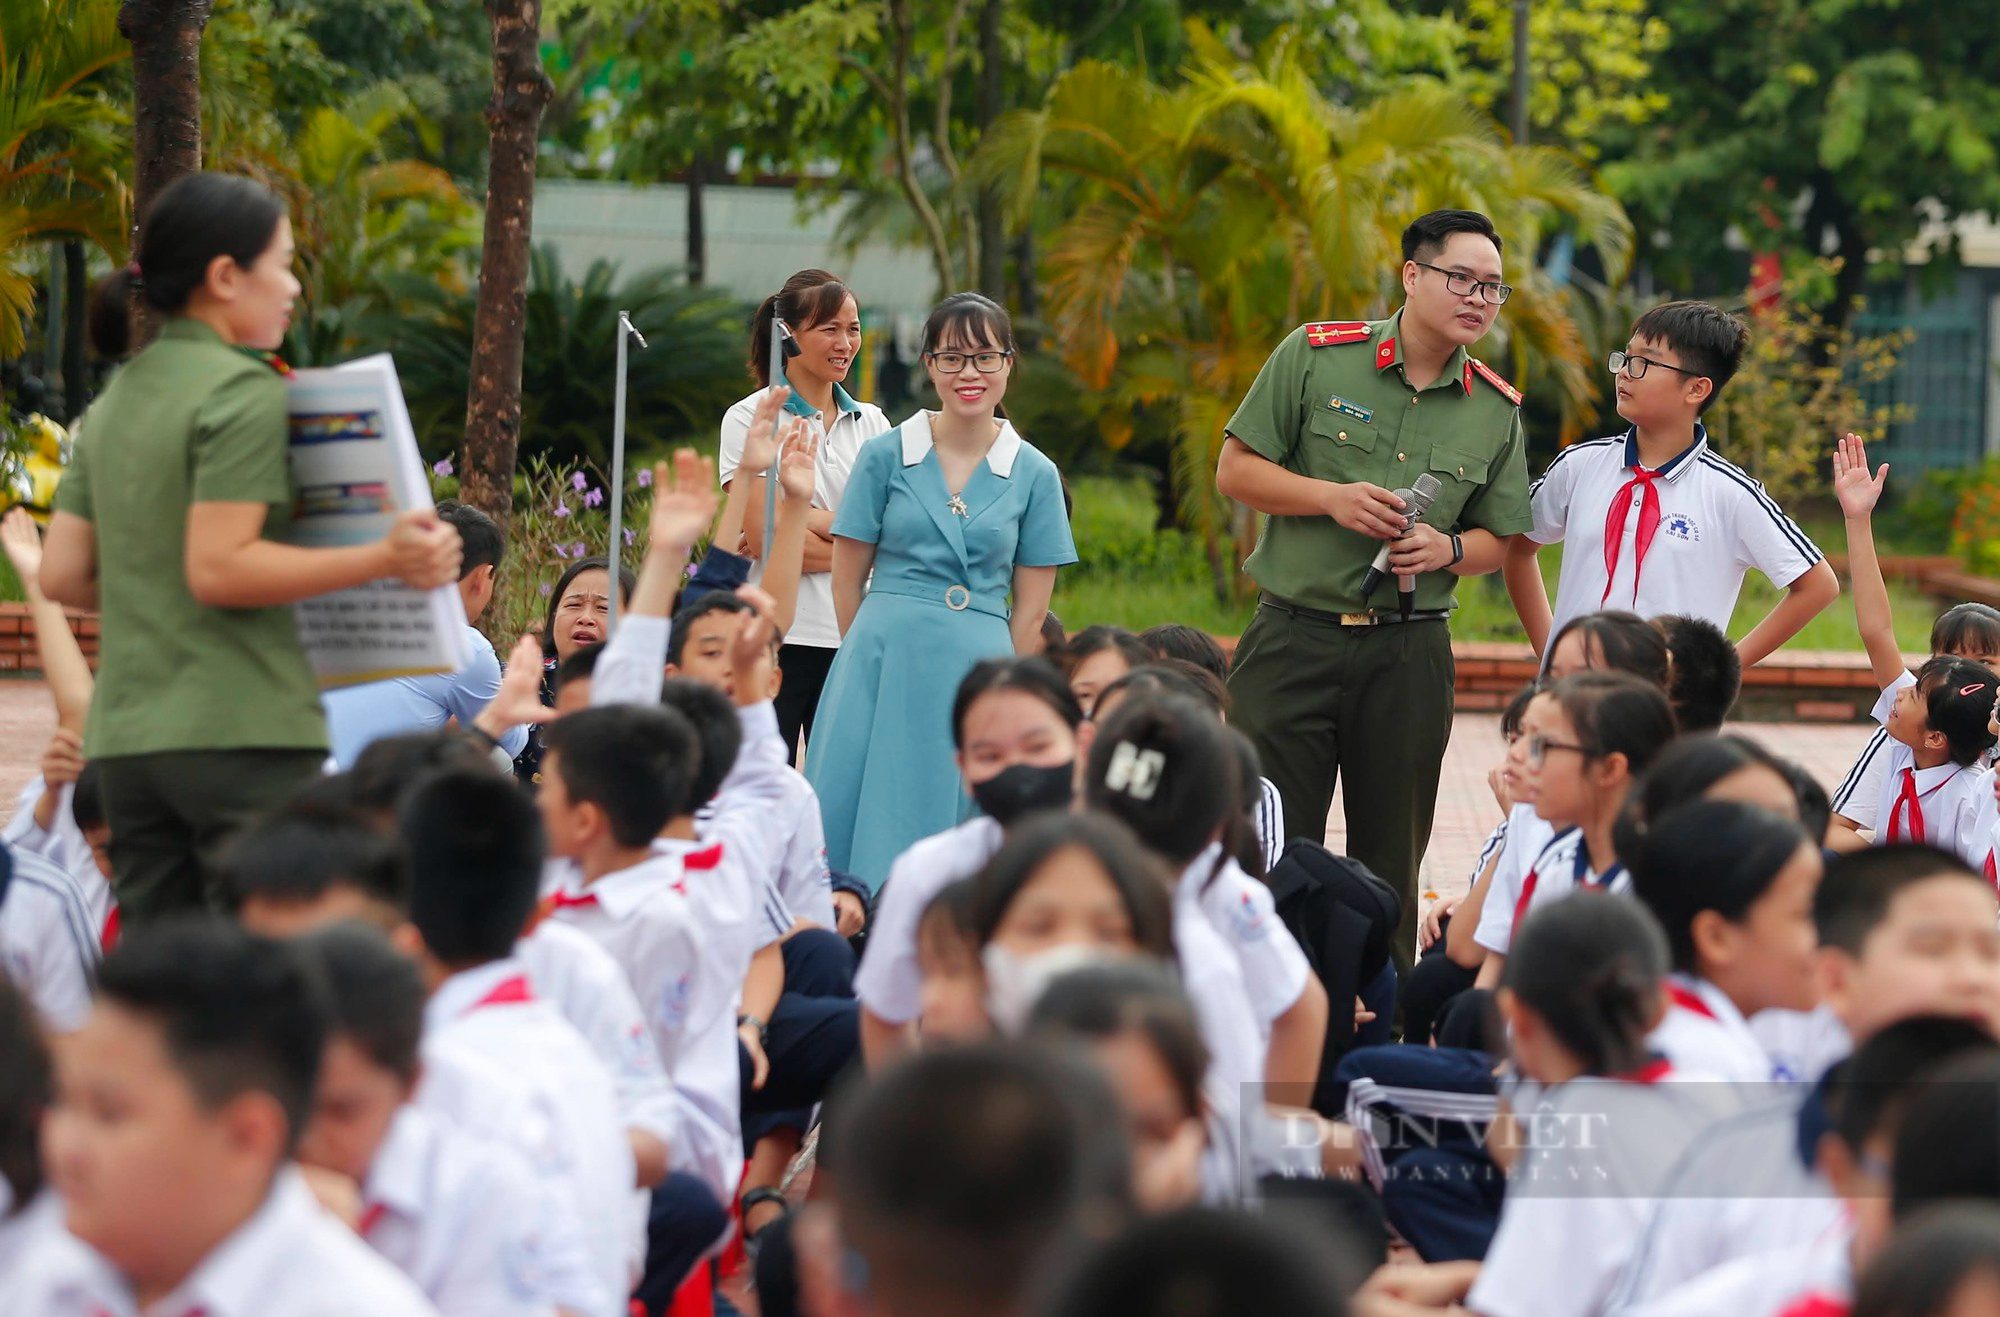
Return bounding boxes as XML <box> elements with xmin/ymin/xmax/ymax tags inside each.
<box><xmin>659</xmin><ymin>973</ymin><xmax>694</xmax><ymax>1033</ymax></box>
<box><xmin>620</xmin><ymin>1021</ymin><xmax>656</xmax><ymax>1075</ymax></box>
<box><xmin>1663</xmin><ymin>512</ymin><xmax>1700</xmax><ymax>542</ymax></box>
<box><xmin>1231</xmin><ymin>891</ymin><xmax>1270</xmax><ymax>943</ymax></box>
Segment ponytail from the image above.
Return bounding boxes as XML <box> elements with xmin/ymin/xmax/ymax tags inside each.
<box><xmin>1084</xmin><ymin>694</ymin><xmax>1235</xmax><ymax>868</ymax></box>
<box><xmin>1624</xmin><ymin>799</ymin><xmax>1812</xmax><ymax>975</ymax></box>
<box><xmin>1546</xmin><ymin>670</ymin><xmax>1678</xmax><ymax>779</ymax></box>
<box><xmin>1505</xmin><ymin>893</ymin><xmax>1668</xmax><ymax>1077</ymax></box>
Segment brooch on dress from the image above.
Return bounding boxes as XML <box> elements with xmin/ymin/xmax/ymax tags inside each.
<box><xmin>947</xmin><ymin>492</ymin><xmax>970</xmax><ymax>518</ymax></box>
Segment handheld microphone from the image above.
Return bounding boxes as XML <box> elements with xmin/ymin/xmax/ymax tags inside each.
<box><xmin>1358</xmin><ymin>471</ymin><xmax>1443</xmax><ymax>611</ymax></box>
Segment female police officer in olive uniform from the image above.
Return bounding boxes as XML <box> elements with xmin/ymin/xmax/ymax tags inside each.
<box><xmin>1217</xmin><ymin>210</ymin><xmax>1534</xmax><ymax>969</ymax></box>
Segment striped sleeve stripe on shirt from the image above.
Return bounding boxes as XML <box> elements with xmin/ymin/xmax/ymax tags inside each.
<box><xmin>1527</xmin><ymin>436</ymin><xmax>1620</xmax><ymax>498</ymax></box>
<box><xmin>1467</xmin><ymin>820</ymin><xmax>1509</xmax><ymax>885</ymax></box>
<box><xmin>1698</xmin><ymin>454</ymin><xmax>1823</xmax><ymax>563</ymax></box>
<box><xmin>1255</xmin><ymin>779</ymin><xmax>1283</xmax><ymax>871</ymax></box>
<box><xmin>10</xmin><ymin>855</ymin><xmax>97</xmax><ymax>971</ymax></box>
<box><xmin>1831</xmin><ymin>727</ymin><xmax>1891</xmax><ymax>813</ymax></box>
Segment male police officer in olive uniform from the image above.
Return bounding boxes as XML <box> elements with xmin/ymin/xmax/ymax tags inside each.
<box><xmin>1219</xmin><ymin>210</ymin><xmax>1534</xmax><ymax>969</ymax></box>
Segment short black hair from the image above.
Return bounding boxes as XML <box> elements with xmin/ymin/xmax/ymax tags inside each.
<box><xmin>1815</xmin><ymin>845</ymin><xmax>1990</xmax><ymax>956</ymax></box>
<box><xmin>1892</xmin><ymin>1051</ymin><xmax>2000</xmax><ymax>1222</ymax></box>
<box><xmin>657</xmin><ymin>677</ymin><xmax>741</xmax><ymax>813</ymax></box>
<box><xmin>1091</xmin><ymin>663</ymin><xmax>1226</xmax><ymax>722</ymax></box>
<box><xmin>1085</xmin><ymin>694</ymin><xmax>1236</xmax><ymax>867</ymax></box>
<box><xmin>1543</xmin><ymin>670</ymin><xmax>1679</xmax><ymax>778</ymax></box>
<box><xmin>1500</xmin><ymin>682</ymin><xmax>1537</xmax><ymax>740</ymax></box>
<box><xmin>669</xmin><ymin>591</ymin><xmax>753</xmax><ymax>666</ymax></box>
<box><xmin>1826</xmin><ymin>1015</ymin><xmax>1997</xmax><ymax>1155</ymax></box>
<box><xmin>435</xmin><ymin>501</ymin><xmax>504</xmax><ymax>577</ymax></box>
<box><xmin>218</xmin><ymin>806</ymin><xmax>408</xmax><ymax>914</ymax></box>
<box><xmin>1044</xmin><ymin>1207</ymin><xmax>1354</xmax><ymax>1317</ymax></box>
<box><xmin>71</xmin><ymin>759</ymin><xmax>105</xmax><ymax>833</ymax></box>
<box><xmin>295</xmin><ymin>922</ymin><xmax>428</xmax><ymax>1084</ymax></box>
<box><xmin>1220</xmin><ymin>727</ymin><xmax>1268</xmax><ymax>878</ymax></box>
<box><xmin>951</xmin><ymin>657</ymin><xmax>1084</xmax><ymax>750</ymax></box>
<box><xmin>1060</xmin><ymin>625</ymin><xmax>1152</xmax><ymax>679</ymax></box>
<box><xmin>1139</xmin><ymin>625</ymin><xmax>1229</xmax><ymax>682</ymax></box>
<box><xmin>554</xmin><ymin>642</ymin><xmax>604</xmax><ymax>695</ymax></box>
<box><xmin>1548</xmin><ymin>610</ymin><xmax>1670</xmax><ymax>688</ymax></box>
<box><xmin>1626</xmin><ymin>733</ymin><xmax>1812</xmax><ymax>843</ymax></box>
<box><xmin>0</xmin><ymin>975</ymin><xmax>50</xmax><ymax>1208</ymax></box>
<box><xmin>1931</xmin><ymin>604</ymin><xmax>2000</xmax><ymax>661</ymax></box>
<box><xmin>1028</xmin><ymin>960</ymin><xmax>1207</xmax><ymax>1126</ymax></box>
<box><xmin>1655</xmin><ymin>614</ymin><xmax>1742</xmax><ymax>731</ymax></box>
<box><xmin>1914</xmin><ymin>656</ymin><xmax>1999</xmax><ymax>767</ymax></box>
<box><xmin>1851</xmin><ymin>1204</ymin><xmax>2000</xmax><ymax>1317</ymax></box>
<box><xmin>94</xmin><ymin>918</ymin><xmax>330</xmax><ymax>1158</ymax></box>
<box><xmin>1629</xmin><ymin>300</ymin><xmax>1750</xmax><ymax>410</ymax></box>
<box><xmin>1506</xmin><ymin>892</ymin><xmax>1669</xmax><ymax>1078</ymax></box>
<box><xmin>1625</xmin><ymin>800</ymin><xmax>1813</xmax><ymax>974</ymax></box>
<box><xmin>400</xmin><ymin>768</ymin><xmax>545</xmax><ymax>966</ymax></box>
<box><xmin>348</xmin><ymin>731</ymin><xmax>501</xmax><ymax>817</ymax></box>
<box><xmin>1401</xmin><ymin>209</ymin><xmax>1503</xmax><ymax>263</ymax></box>
<box><xmin>832</xmin><ymin>1045</ymin><xmax>1133</xmax><ymax>1313</ymax></box>
<box><xmin>541</xmin><ymin>704</ymin><xmax>698</xmax><ymax>847</ymax></box>
<box><xmin>968</xmin><ymin>811</ymin><xmax>1176</xmax><ymax>961</ymax></box>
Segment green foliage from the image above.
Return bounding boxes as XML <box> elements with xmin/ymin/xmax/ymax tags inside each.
<box><xmin>1456</xmin><ymin>0</ymin><xmax>1668</xmax><ymax>156</ymax></box>
<box><xmin>1951</xmin><ymin>460</ymin><xmax>2000</xmax><ymax>578</ymax></box>
<box><xmin>383</xmin><ymin>246</ymin><xmax>752</xmax><ymax>471</ymax></box>
<box><xmin>1704</xmin><ymin>259</ymin><xmax>1910</xmax><ymax>507</ymax></box>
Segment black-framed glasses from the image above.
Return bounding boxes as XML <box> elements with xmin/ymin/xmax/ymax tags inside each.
<box><xmin>927</xmin><ymin>350</ymin><xmax>1014</xmax><ymax>374</ymax></box>
<box><xmin>1527</xmin><ymin>735</ymin><xmax>1595</xmax><ymax>766</ymax></box>
<box><xmin>1608</xmin><ymin>350</ymin><xmax>1704</xmax><ymax>382</ymax></box>
<box><xmin>1412</xmin><ymin>261</ymin><xmax>1512</xmax><ymax>305</ymax></box>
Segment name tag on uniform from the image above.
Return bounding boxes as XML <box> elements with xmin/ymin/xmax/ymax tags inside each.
<box><xmin>1326</xmin><ymin>394</ymin><xmax>1373</xmax><ymax>424</ymax></box>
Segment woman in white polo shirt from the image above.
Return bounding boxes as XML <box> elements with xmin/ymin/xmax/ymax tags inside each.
<box><xmin>718</xmin><ymin>269</ymin><xmax>891</xmax><ymax>762</ymax></box>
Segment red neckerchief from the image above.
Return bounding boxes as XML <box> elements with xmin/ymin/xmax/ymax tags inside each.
<box><xmin>1601</xmin><ymin>466</ymin><xmax>1664</xmax><ymax>605</ymax></box>
<box><xmin>1667</xmin><ymin>982</ymin><xmax>1717</xmax><ymax>1020</ymax></box>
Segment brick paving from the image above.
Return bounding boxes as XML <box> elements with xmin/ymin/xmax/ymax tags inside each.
<box><xmin>1324</xmin><ymin>712</ymin><xmax>1877</xmax><ymax>903</ymax></box>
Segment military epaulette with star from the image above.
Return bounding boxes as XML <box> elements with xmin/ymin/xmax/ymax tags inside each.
<box><xmin>1302</xmin><ymin>322</ymin><xmax>1371</xmax><ymax>348</ymax></box>
<box><xmin>1467</xmin><ymin>358</ymin><xmax>1522</xmax><ymax>406</ymax></box>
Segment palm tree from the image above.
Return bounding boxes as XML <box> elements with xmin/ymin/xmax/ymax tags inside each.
<box><xmin>975</xmin><ymin>24</ymin><xmax>1632</xmax><ymax>597</ymax></box>
<box><xmin>0</xmin><ymin>0</ymin><xmax>129</xmax><ymax>361</ymax></box>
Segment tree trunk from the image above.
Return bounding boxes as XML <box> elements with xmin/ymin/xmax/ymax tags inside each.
<box><xmin>975</xmin><ymin>0</ymin><xmax>1005</xmax><ymax>300</ymax></box>
<box><xmin>62</xmin><ymin>242</ymin><xmax>88</xmax><ymax>422</ymax></box>
<box><xmin>118</xmin><ymin>0</ymin><xmax>214</xmax><ymax>348</ymax></box>
<box><xmin>460</xmin><ymin>0</ymin><xmax>553</xmax><ymax>528</ymax></box>
<box><xmin>686</xmin><ymin>150</ymin><xmax>707</xmax><ymax>287</ymax></box>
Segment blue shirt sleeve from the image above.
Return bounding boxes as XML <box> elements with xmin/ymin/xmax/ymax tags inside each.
<box><xmin>445</xmin><ymin>628</ymin><xmax>528</xmax><ymax>757</ymax></box>
<box><xmin>1014</xmin><ymin>450</ymin><xmax>1079</xmax><ymax>567</ymax></box>
<box><xmin>830</xmin><ymin>432</ymin><xmax>894</xmax><ymax>544</ymax></box>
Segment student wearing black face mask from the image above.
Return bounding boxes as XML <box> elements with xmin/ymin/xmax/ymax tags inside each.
<box><xmin>852</xmin><ymin>657</ymin><xmax>1084</xmax><ymax>1068</ymax></box>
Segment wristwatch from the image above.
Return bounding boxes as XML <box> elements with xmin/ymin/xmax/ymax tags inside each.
<box><xmin>1449</xmin><ymin>533</ymin><xmax>1465</xmax><ymax>567</ymax></box>
<box><xmin>737</xmin><ymin>1013</ymin><xmax>769</xmax><ymax>1048</ymax></box>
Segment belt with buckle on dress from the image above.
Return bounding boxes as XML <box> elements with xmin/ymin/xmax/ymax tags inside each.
<box><xmin>1258</xmin><ymin>593</ymin><xmax>1451</xmax><ymax>627</ymax></box>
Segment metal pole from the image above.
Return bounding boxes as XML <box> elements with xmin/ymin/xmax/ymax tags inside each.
<box><xmin>762</xmin><ymin>315</ymin><xmax>796</xmax><ymax>564</ymax></box>
<box><xmin>607</xmin><ymin>311</ymin><xmax>647</xmax><ymax>636</ymax></box>
<box><xmin>1510</xmin><ymin>0</ymin><xmax>1531</xmax><ymax>146</ymax></box>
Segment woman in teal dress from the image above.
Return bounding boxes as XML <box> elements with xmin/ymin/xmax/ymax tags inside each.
<box><xmin>807</xmin><ymin>293</ymin><xmax>1077</xmax><ymax>889</ymax></box>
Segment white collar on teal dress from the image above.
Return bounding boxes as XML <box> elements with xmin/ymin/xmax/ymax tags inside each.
<box><xmin>899</xmin><ymin>410</ymin><xmax>1023</xmax><ymax>478</ymax></box>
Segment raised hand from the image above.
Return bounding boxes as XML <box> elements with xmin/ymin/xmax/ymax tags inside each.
<box><xmin>478</xmin><ymin>633</ymin><xmax>558</xmax><ymax>735</ymax></box>
<box><xmin>647</xmin><ymin>448</ymin><xmax>721</xmax><ymax>553</ymax></box>
<box><xmin>736</xmin><ymin>384</ymin><xmax>793</xmax><ymax>479</ymax></box>
<box><xmin>777</xmin><ymin>423</ymin><xmax>819</xmax><ymax>504</ymax></box>
<box><xmin>0</xmin><ymin>507</ymin><xmax>43</xmax><ymax>595</ymax></box>
<box><xmin>1833</xmin><ymin>433</ymin><xmax>1888</xmax><ymax>520</ymax></box>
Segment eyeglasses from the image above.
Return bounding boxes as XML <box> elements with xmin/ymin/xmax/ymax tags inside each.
<box><xmin>1412</xmin><ymin>262</ymin><xmax>1512</xmax><ymax>305</ymax></box>
<box><xmin>927</xmin><ymin>350</ymin><xmax>1014</xmax><ymax>375</ymax></box>
<box><xmin>1608</xmin><ymin>350</ymin><xmax>1704</xmax><ymax>382</ymax></box>
<box><xmin>1526</xmin><ymin>735</ymin><xmax>1595</xmax><ymax>766</ymax></box>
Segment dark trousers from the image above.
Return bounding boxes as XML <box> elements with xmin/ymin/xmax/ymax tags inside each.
<box><xmin>775</xmin><ymin>643</ymin><xmax>837</xmax><ymax>766</ymax></box>
<box><xmin>97</xmin><ymin>748</ymin><xmax>327</xmax><ymax>925</ymax></box>
<box><xmin>1403</xmin><ymin>934</ymin><xmax>1479</xmax><ymax>1048</ymax></box>
<box><xmin>1384</xmin><ymin>1145</ymin><xmax>1505</xmax><ymax>1262</ymax></box>
<box><xmin>1228</xmin><ymin>605</ymin><xmax>1455</xmax><ymax>970</ymax></box>
<box><xmin>635</xmin><ymin>1172</ymin><xmax>731</xmax><ymax>1313</ymax></box>
<box><xmin>741</xmin><ymin>929</ymin><xmax>861</xmax><ymax>1147</ymax></box>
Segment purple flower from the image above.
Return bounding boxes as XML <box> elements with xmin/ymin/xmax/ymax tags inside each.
<box><xmin>539</xmin><ymin>583</ymin><xmax>553</xmax><ymax>597</ymax></box>
<box><xmin>570</xmin><ymin>542</ymin><xmax>587</xmax><ymax>558</ymax></box>
<box><xmin>583</xmin><ymin>487</ymin><xmax>604</xmax><ymax>508</ymax></box>
<box><xmin>571</xmin><ymin>472</ymin><xmax>588</xmax><ymax>492</ymax></box>
<box><xmin>623</xmin><ymin>528</ymin><xmax>636</xmax><ymax>546</ymax></box>
<box><xmin>552</xmin><ymin>543</ymin><xmax>570</xmax><ymax>560</ymax></box>
<box><xmin>432</xmin><ymin>458</ymin><xmax>454</xmax><ymax>477</ymax></box>
<box><xmin>636</xmin><ymin>468</ymin><xmax>653</xmax><ymax>488</ymax></box>
<box><xmin>683</xmin><ymin>562</ymin><xmax>696</xmax><ymax>578</ymax></box>
<box><xmin>552</xmin><ymin>503</ymin><xmax>570</xmax><ymax>518</ymax></box>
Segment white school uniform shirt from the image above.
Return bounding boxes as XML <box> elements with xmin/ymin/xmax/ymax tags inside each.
<box><xmin>1867</xmin><ymin>671</ymin><xmax>1988</xmax><ymax>864</ymax></box>
<box><xmin>0</xmin><ymin>1188</ymin><xmax>66</xmax><ymax>1298</ymax></box>
<box><xmin>1172</xmin><ymin>860</ymin><xmax>1270</xmax><ymax>1095</ymax></box>
<box><xmin>1</xmin><ymin>843</ymin><xmax>97</xmax><ymax>1033</ymax></box>
<box><xmin>1182</xmin><ymin>844</ymin><xmax>1312</xmax><ymax>1030</ymax></box>
<box><xmin>516</xmin><ymin>918</ymin><xmax>686</xmax><ymax>1153</ymax></box>
<box><xmin>718</xmin><ymin>383</ymin><xmax>891</xmax><ymax>649</ymax></box>
<box><xmin>1468</xmin><ymin>1072</ymin><xmax>1736</xmax><ymax>1317</ymax></box>
<box><xmin>1749</xmin><ymin>1004</ymin><xmax>1852</xmax><ymax>1086</ymax></box>
<box><xmin>544</xmin><ymin>849</ymin><xmax>744</xmax><ymax>1204</ymax></box>
<box><xmin>854</xmin><ymin>816</ymin><xmax>1005</xmax><ymax>1025</ymax></box>
<box><xmin>1833</xmin><ymin>723</ymin><xmax>2000</xmax><ymax>831</ymax></box>
<box><xmin>4</xmin><ymin>775</ymin><xmax>114</xmax><ymax>937</ymax></box>
<box><xmin>360</xmin><ymin>1105</ymin><xmax>565</xmax><ymax>1317</ymax></box>
<box><xmin>418</xmin><ymin>958</ymin><xmax>633</xmax><ymax>1317</ymax></box>
<box><xmin>1607</xmin><ymin>1086</ymin><xmax>1842</xmax><ymax>1311</ymax></box>
<box><xmin>1471</xmin><ymin>806</ymin><xmax>1560</xmax><ymax>957</ymax></box>
<box><xmin>1647</xmin><ymin>973</ymin><xmax>1779</xmax><ymax>1083</ymax></box>
<box><xmin>4</xmin><ymin>1168</ymin><xmax>439</xmax><ymax>1317</ymax></box>
<box><xmin>698</xmin><ymin>763</ymin><xmax>835</xmax><ymax>929</ymax></box>
<box><xmin>1517</xmin><ymin>827</ymin><xmax>1631</xmax><ymax>924</ymax></box>
<box><xmin>1624</xmin><ymin>1229</ymin><xmax>1851</xmax><ymax>1317</ymax></box>
<box><xmin>1528</xmin><ymin>425</ymin><xmax>1823</xmax><ymax>643</ymax></box>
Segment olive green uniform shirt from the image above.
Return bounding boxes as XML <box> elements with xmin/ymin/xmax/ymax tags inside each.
<box><xmin>56</xmin><ymin>319</ymin><xmax>327</xmax><ymax>756</ymax></box>
<box><xmin>1225</xmin><ymin>311</ymin><xmax>1534</xmax><ymax>614</ymax></box>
